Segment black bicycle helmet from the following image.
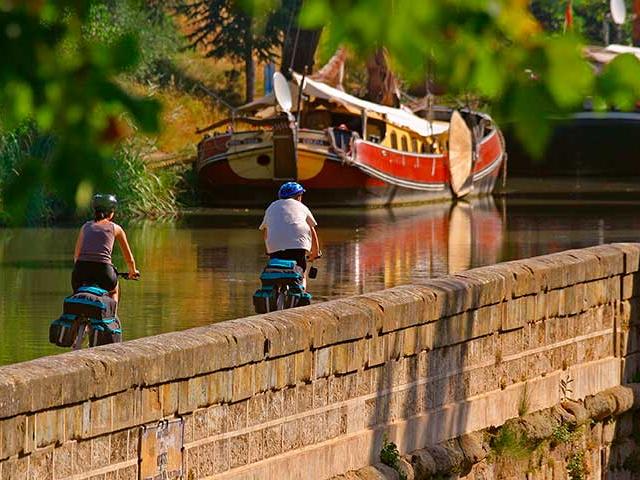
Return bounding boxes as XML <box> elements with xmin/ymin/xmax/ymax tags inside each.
<box><xmin>91</xmin><ymin>193</ymin><xmax>118</xmax><ymax>214</ymax></box>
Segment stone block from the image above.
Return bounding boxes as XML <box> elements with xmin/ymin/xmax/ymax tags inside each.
<box><xmin>201</xmin><ymin>439</ymin><xmax>229</xmax><ymax>475</ymax></box>
<box><xmin>283</xmin><ymin>387</ymin><xmax>297</xmax><ymax>417</ymax></box>
<box><xmin>214</xmin><ymin>321</ymin><xmax>266</xmax><ymax>367</ymax></box>
<box><xmin>247</xmin><ymin>392</ymin><xmax>270</xmax><ymax>427</ymax></box>
<box><xmin>325</xmin><ymin>297</ymin><xmax>376</xmax><ymax>338</ymax></box>
<box><xmin>324</xmin><ymin>406</ymin><xmax>348</xmax><ymax>440</ymax></box>
<box><xmin>263</xmin><ymin>424</ymin><xmax>282</xmax><ymax>459</ymax></box>
<box><xmin>276</xmin><ymin>355</ymin><xmax>298</xmax><ymax>389</ymax></box>
<box><xmin>192</xmin><ymin>409</ymin><xmax>208</xmax><ymax>441</ymax></box>
<box><xmin>159</xmin><ymin>383</ymin><xmax>178</xmax><ymax>417</ymax></box>
<box><xmin>109</xmin><ymin>430</ymin><xmax>128</xmax><ymax>464</ymax></box>
<box><xmin>141</xmin><ymin>386</ymin><xmax>163</xmax><ymax>424</ymax></box>
<box><xmin>611</xmin><ymin>243</ymin><xmax>640</xmax><ymax>273</ymax></box>
<box><xmin>413</xmin><ymin>278</ymin><xmax>476</xmax><ymax>319</ymax></box>
<box><xmin>306</xmin><ymin>307</ymin><xmax>342</xmax><ymax>349</ymax></box>
<box><xmin>35</xmin><ymin>408</ymin><xmax>64</xmax><ymax>449</ymax></box>
<box><xmin>30</xmin><ymin>446</ymin><xmax>54</xmax><ymax>480</ymax></box>
<box><xmin>297</xmin><ymin>382</ymin><xmax>313</xmax><ymax>413</ymax></box>
<box><xmin>227</xmin><ymin>400</ymin><xmax>248</xmax><ymax>431</ymax></box>
<box><xmin>453</xmin><ymin>268</ymin><xmax>511</xmax><ymax>306</ymax></box>
<box><xmin>232</xmin><ymin>364</ymin><xmax>255</xmax><ymax>402</ymax></box>
<box><xmin>385</xmin><ymin>331</ymin><xmax>404</xmax><ymax>361</ymax></box>
<box><xmin>229</xmin><ymin>433</ymin><xmax>249</xmax><ymax>469</ymax></box>
<box><xmin>89</xmin><ymin>396</ymin><xmax>113</xmax><ymax>437</ymax></box>
<box><xmin>402</xmin><ymin>327</ymin><xmax>420</xmax><ymax>357</ymax></box>
<box><xmin>112</xmin><ymin>388</ymin><xmax>140</xmax><ymax>431</ymax></box>
<box><xmin>265</xmin><ymin>389</ymin><xmax>284</xmax><ymax>421</ymax></box>
<box><xmin>91</xmin><ymin>434</ymin><xmax>111</xmax><ymax>469</ymax></box>
<box><xmin>503</xmin><ymin>296</ymin><xmax>534</xmax><ymax>332</ymax></box>
<box><xmin>53</xmin><ymin>441</ymin><xmax>74</xmax><ymax>479</ymax></box>
<box><xmin>296</xmin><ymin>350</ymin><xmax>313</xmax><ymax>383</ymax></box>
<box><xmin>586</xmin><ymin>244</ymin><xmax>625</xmax><ymax>278</ymax></box>
<box><xmin>248</xmin><ymin>429</ymin><xmax>264</xmax><ymax>464</ymax></box>
<box><xmin>127</xmin><ymin>429</ymin><xmax>138</xmax><ymax>461</ymax></box>
<box><xmin>586</xmin><ymin>279</ymin><xmax>609</xmax><ymax>307</ymax></box>
<box><xmin>205</xmin><ymin>370</ymin><xmax>232</xmax><ymax>405</ymax></box>
<box><xmin>333</xmin><ymin>340</ymin><xmax>366</xmax><ymax>375</ymax></box>
<box><xmin>1</xmin><ymin>414</ymin><xmax>27</xmax><ymax>459</ymax></box>
<box><xmin>368</xmin><ymin>335</ymin><xmax>386</xmax><ymax>368</ymax></box>
<box><xmin>502</xmin><ymin>260</ymin><xmax>541</xmax><ymax>297</ymax></box>
<box><xmin>177</xmin><ymin>380</ymin><xmax>192</xmax><ymax>415</ymax></box>
<box><xmin>313</xmin><ymin>378</ymin><xmax>329</xmax><ymax>409</ymax></box>
<box><xmin>282</xmin><ymin>419</ymin><xmax>302</xmax><ymax>452</ymax></box>
<box><xmin>206</xmin><ymin>404</ymin><xmax>227</xmax><ymax>436</ymax></box>
<box><xmin>73</xmin><ymin>438</ymin><xmax>92</xmax><ymax>476</ymax></box>
<box><xmin>362</xmin><ymin>287</ymin><xmax>425</xmax><ymax>333</ymax></box>
<box><xmin>315</xmin><ymin>347</ymin><xmax>333</xmax><ymax>379</ymax></box>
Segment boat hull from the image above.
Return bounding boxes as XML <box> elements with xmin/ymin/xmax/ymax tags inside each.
<box><xmin>196</xmin><ymin>121</ymin><xmax>504</xmax><ymax>208</ymax></box>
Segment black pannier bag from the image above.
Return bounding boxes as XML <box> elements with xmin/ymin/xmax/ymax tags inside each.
<box><xmin>253</xmin><ymin>259</ymin><xmax>312</xmax><ymax>313</ymax></box>
<box><xmin>49</xmin><ymin>286</ymin><xmax>121</xmax><ymax>347</ymax></box>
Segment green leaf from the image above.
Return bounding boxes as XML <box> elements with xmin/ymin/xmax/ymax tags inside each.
<box><xmin>544</xmin><ymin>35</ymin><xmax>593</xmax><ymax>109</ymax></box>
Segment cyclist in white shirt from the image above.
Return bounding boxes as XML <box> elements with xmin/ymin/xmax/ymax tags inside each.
<box><xmin>259</xmin><ymin>182</ymin><xmax>321</xmax><ymax>283</ymax></box>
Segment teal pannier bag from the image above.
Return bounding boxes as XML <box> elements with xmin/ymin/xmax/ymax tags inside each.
<box><xmin>49</xmin><ymin>286</ymin><xmax>121</xmax><ymax>347</ymax></box>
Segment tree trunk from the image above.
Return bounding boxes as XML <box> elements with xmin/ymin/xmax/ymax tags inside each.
<box><xmin>244</xmin><ymin>28</ymin><xmax>255</xmax><ymax>103</ymax></box>
<box><xmin>245</xmin><ymin>54</ymin><xmax>255</xmax><ymax>103</ymax></box>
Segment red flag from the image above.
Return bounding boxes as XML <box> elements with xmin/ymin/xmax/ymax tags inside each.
<box><xmin>565</xmin><ymin>0</ymin><xmax>574</xmax><ymax>32</ymax></box>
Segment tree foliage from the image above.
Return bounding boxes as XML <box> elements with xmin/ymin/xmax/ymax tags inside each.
<box><xmin>295</xmin><ymin>0</ymin><xmax>640</xmax><ymax>157</ymax></box>
<box><xmin>173</xmin><ymin>0</ymin><xmax>298</xmax><ymax>101</ymax></box>
<box><xmin>0</xmin><ymin>1</ymin><xmax>161</xmax><ymax>224</ymax></box>
<box><xmin>530</xmin><ymin>0</ymin><xmax>634</xmax><ymax>45</ymax></box>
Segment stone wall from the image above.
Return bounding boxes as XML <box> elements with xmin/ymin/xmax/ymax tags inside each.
<box><xmin>1</xmin><ymin>243</ymin><xmax>640</xmax><ymax>480</ymax></box>
<box><xmin>331</xmin><ymin>384</ymin><xmax>640</xmax><ymax>480</ymax></box>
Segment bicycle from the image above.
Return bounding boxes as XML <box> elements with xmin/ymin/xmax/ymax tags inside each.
<box><xmin>49</xmin><ymin>270</ymin><xmax>139</xmax><ymax>350</ymax></box>
<box><xmin>253</xmin><ymin>254</ymin><xmax>320</xmax><ymax>313</ymax></box>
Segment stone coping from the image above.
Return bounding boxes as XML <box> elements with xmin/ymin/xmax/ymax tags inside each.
<box><xmin>1</xmin><ymin>243</ymin><xmax>639</xmax><ymax>420</ymax></box>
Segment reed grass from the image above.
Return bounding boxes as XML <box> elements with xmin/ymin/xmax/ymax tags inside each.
<box><xmin>0</xmin><ymin>125</ymin><xmax>57</xmax><ymax>224</ymax></box>
<box><xmin>113</xmin><ymin>142</ymin><xmax>182</xmax><ymax>220</ymax></box>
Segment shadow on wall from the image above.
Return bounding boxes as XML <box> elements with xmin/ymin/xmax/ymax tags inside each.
<box><xmin>614</xmin><ymin>271</ymin><xmax>640</xmax><ymax>476</ymax></box>
<box><xmin>363</xmin><ymin>198</ymin><xmax>505</xmax><ymax>466</ymax></box>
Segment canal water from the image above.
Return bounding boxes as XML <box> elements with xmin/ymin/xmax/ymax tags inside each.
<box><xmin>1</xmin><ymin>197</ymin><xmax>639</xmax><ymax>366</ymax></box>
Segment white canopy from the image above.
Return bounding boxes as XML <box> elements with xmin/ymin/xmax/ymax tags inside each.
<box><xmin>292</xmin><ymin>73</ymin><xmax>449</xmax><ymax>137</ymax></box>
<box><xmin>236</xmin><ymin>74</ymin><xmax>449</xmax><ymax>137</ymax></box>
<box><xmin>584</xmin><ymin>44</ymin><xmax>640</xmax><ymax>65</ymax></box>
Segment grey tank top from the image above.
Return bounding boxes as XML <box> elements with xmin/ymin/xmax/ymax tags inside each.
<box><xmin>77</xmin><ymin>221</ymin><xmax>116</xmax><ymax>264</ymax></box>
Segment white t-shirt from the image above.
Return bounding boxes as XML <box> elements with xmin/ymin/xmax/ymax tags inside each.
<box><xmin>259</xmin><ymin>199</ymin><xmax>317</xmax><ymax>253</ymax></box>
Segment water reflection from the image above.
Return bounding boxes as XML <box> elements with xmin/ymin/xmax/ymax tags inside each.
<box><xmin>4</xmin><ymin>197</ymin><xmax>639</xmax><ymax>365</ymax></box>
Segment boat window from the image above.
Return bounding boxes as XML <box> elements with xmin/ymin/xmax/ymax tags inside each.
<box><xmin>411</xmin><ymin>138</ymin><xmax>418</xmax><ymax>153</ymax></box>
<box><xmin>390</xmin><ymin>132</ymin><xmax>398</xmax><ymax>149</ymax></box>
<box><xmin>401</xmin><ymin>136</ymin><xmax>408</xmax><ymax>152</ymax></box>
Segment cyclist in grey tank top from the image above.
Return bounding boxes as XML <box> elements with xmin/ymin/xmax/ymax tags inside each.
<box><xmin>72</xmin><ymin>194</ymin><xmax>140</xmax><ymax>302</ymax></box>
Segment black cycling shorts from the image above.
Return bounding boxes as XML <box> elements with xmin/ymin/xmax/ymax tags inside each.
<box><xmin>72</xmin><ymin>261</ymin><xmax>118</xmax><ymax>292</ymax></box>
<box><xmin>269</xmin><ymin>249</ymin><xmax>307</xmax><ymax>272</ymax></box>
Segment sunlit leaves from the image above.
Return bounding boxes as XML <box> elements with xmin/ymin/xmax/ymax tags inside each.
<box><xmin>596</xmin><ymin>53</ymin><xmax>640</xmax><ymax>110</ymax></box>
<box><xmin>297</xmin><ymin>0</ymin><xmax>640</xmax><ymax>158</ymax></box>
<box><xmin>0</xmin><ymin>2</ymin><xmax>161</xmax><ymax>224</ymax></box>
<box><xmin>544</xmin><ymin>35</ymin><xmax>593</xmax><ymax>108</ymax></box>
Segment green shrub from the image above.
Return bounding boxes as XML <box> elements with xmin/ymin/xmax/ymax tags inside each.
<box><xmin>490</xmin><ymin>424</ymin><xmax>534</xmax><ymax>461</ymax></box>
<box><xmin>379</xmin><ymin>436</ymin><xmax>407</xmax><ymax>480</ymax></box>
<box><xmin>567</xmin><ymin>451</ymin><xmax>586</xmax><ymax>480</ymax></box>
<box><xmin>113</xmin><ymin>142</ymin><xmax>181</xmax><ymax>220</ymax></box>
<box><xmin>0</xmin><ymin>125</ymin><xmax>58</xmax><ymax>224</ymax></box>
<box><xmin>552</xmin><ymin>422</ymin><xmax>573</xmax><ymax>445</ymax></box>
<box><xmin>85</xmin><ymin>0</ymin><xmax>182</xmax><ymax>82</ymax></box>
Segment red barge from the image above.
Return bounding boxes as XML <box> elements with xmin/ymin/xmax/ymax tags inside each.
<box><xmin>196</xmin><ymin>75</ymin><xmax>505</xmax><ymax>207</ymax></box>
